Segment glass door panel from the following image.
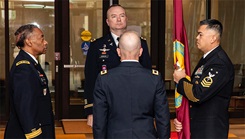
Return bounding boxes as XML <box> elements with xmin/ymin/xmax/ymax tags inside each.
<box><xmin>120</xmin><ymin>0</ymin><xmax>151</xmax><ymax>54</ymax></box>
<box><xmin>69</xmin><ymin>0</ymin><xmax>102</xmax><ymax>118</ymax></box>
<box><xmin>0</xmin><ymin>0</ymin><xmax>6</xmax><ymax>123</ymax></box>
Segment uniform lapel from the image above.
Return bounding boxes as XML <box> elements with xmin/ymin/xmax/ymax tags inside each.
<box><xmin>105</xmin><ymin>33</ymin><xmax>118</xmax><ymax>54</ymax></box>
<box><xmin>21</xmin><ymin>50</ymin><xmax>48</xmax><ymax>86</ymax></box>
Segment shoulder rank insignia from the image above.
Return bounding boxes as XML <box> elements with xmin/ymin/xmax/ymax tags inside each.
<box><xmin>100</xmin><ymin>70</ymin><xmax>107</xmax><ymax>75</ymax></box>
<box><xmin>140</xmin><ymin>37</ymin><xmax>146</xmax><ymax>40</ymax></box>
<box><xmin>16</xmin><ymin>60</ymin><xmax>30</xmax><ymax>66</ymax></box>
<box><xmin>90</xmin><ymin>38</ymin><xmax>96</xmax><ymax>42</ymax></box>
<box><xmin>152</xmin><ymin>69</ymin><xmax>159</xmax><ymax>75</ymax></box>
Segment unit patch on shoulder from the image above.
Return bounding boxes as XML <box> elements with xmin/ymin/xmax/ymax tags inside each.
<box><xmin>100</xmin><ymin>70</ymin><xmax>107</xmax><ymax>75</ymax></box>
<box><xmin>16</xmin><ymin>60</ymin><xmax>30</xmax><ymax>66</ymax></box>
<box><xmin>140</xmin><ymin>37</ymin><xmax>146</xmax><ymax>40</ymax></box>
<box><xmin>152</xmin><ymin>69</ymin><xmax>159</xmax><ymax>75</ymax></box>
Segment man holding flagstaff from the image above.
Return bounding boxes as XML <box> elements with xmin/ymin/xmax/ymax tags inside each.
<box><xmin>173</xmin><ymin>19</ymin><xmax>234</xmax><ymax>138</ymax></box>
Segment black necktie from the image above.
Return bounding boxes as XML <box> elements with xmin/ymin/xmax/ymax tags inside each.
<box><xmin>36</xmin><ymin>63</ymin><xmax>45</xmax><ymax>74</ymax></box>
<box><xmin>36</xmin><ymin>63</ymin><xmax>48</xmax><ymax>86</ymax></box>
<box><xmin>117</xmin><ymin>37</ymin><xmax>120</xmax><ymax>47</ymax></box>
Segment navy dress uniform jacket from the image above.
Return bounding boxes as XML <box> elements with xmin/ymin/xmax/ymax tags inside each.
<box><xmin>93</xmin><ymin>62</ymin><xmax>170</xmax><ymax>139</ymax></box>
<box><xmin>84</xmin><ymin>33</ymin><xmax>152</xmax><ymax>116</ymax></box>
<box><xmin>177</xmin><ymin>46</ymin><xmax>234</xmax><ymax>139</ymax></box>
<box><xmin>4</xmin><ymin>50</ymin><xmax>55</xmax><ymax>139</ymax></box>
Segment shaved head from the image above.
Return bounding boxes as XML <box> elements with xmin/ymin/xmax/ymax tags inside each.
<box><xmin>119</xmin><ymin>31</ymin><xmax>141</xmax><ymax>51</ymax></box>
<box><xmin>117</xmin><ymin>31</ymin><xmax>142</xmax><ymax>61</ymax></box>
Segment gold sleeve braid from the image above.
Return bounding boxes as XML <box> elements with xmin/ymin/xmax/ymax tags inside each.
<box><xmin>84</xmin><ymin>104</ymin><xmax>93</xmax><ymax>109</ymax></box>
<box><xmin>183</xmin><ymin>81</ymin><xmax>199</xmax><ymax>102</ymax></box>
<box><xmin>25</xmin><ymin>128</ymin><xmax>42</xmax><ymax>139</ymax></box>
<box><xmin>84</xmin><ymin>99</ymin><xmax>93</xmax><ymax>109</ymax></box>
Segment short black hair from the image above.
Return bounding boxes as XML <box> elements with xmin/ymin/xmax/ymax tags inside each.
<box><xmin>200</xmin><ymin>19</ymin><xmax>223</xmax><ymax>37</ymax></box>
<box><xmin>15</xmin><ymin>24</ymin><xmax>38</xmax><ymax>47</ymax></box>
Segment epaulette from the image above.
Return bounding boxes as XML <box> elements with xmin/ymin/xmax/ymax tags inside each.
<box><xmin>100</xmin><ymin>70</ymin><xmax>107</xmax><ymax>75</ymax></box>
<box><xmin>16</xmin><ymin>60</ymin><xmax>30</xmax><ymax>66</ymax></box>
<box><xmin>152</xmin><ymin>69</ymin><xmax>159</xmax><ymax>75</ymax></box>
<box><xmin>90</xmin><ymin>38</ymin><xmax>96</xmax><ymax>42</ymax></box>
<box><xmin>140</xmin><ymin>37</ymin><xmax>146</xmax><ymax>40</ymax></box>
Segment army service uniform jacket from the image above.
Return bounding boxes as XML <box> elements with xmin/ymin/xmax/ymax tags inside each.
<box><xmin>177</xmin><ymin>46</ymin><xmax>234</xmax><ymax>139</ymax></box>
<box><xmin>4</xmin><ymin>50</ymin><xmax>55</xmax><ymax>139</ymax></box>
<box><xmin>93</xmin><ymin>62</ymin><xmax>170</xmax><ymax>139</ymax></box>
<box><xmin>84</xmin><ymin>33</ymin><xmax>152</xmax><ymax>116</ymax></box>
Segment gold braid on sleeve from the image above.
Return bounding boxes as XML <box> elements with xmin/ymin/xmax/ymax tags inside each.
<box><xmin>183</xmin><ymin>81</ymin><xmax>199</xmax><ymax>102</ymax></box>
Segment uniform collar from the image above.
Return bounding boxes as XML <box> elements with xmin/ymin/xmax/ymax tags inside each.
<box><xmin>111</xmin><ymin>32</ymin><xmax>119</xmax><ymax>46</ymax></box>
<box><xmin>203</xmin><ymin>45</ymin><xmax>219</xmax><ymax>58</ymax></box>
<box><xmin>122</xmin><ymin>60</ymin><xmax>139</xmax><ymax>62</ymax></box>
<box><xmin>119</xmin><ymin>61</ymin><xmax>143</xmax><ymax>68</ymax></box>
<box><xmin>22</xmin><ymin>50</ymin><xmax>38</xmax><ymax>64</ymax></box>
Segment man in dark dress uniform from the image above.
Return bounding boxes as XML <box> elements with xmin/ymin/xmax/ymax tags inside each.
<box><xmin>173</xmin><ymin>19</ymin><xmax>234</xmax><ymax>138</ymax></box>
<box><xmin>93</xmin><ymin>31</ymin><xmax>170</xmax><ymax>139</ymax></box>
<box><xmin>4</xmin><ymin>24</ymin><xmax>55</xmax><ymax>139</ymax></box>
<box><xmin>84</xmin><ymin>4</ymin><xmax>151</xmax><ymax>127</ymax></box>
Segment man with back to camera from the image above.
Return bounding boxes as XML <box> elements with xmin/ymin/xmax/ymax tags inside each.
<box><xmin>84</xmin><ymin>4</ymin><xmax>152</xmax><ymax>127</ymax></box>
<box><xmin>4</xmin><ymin>24</ymin><xmax>55</xmax><ymax>138</ymax></box>
<box><xmin>93</xmin><ymin>31</ymin><xmax>170</xmax><ymax>139</ymax></box>
<box><xmin>173</xmin><ymin>19</ymin><xmax>234</xmax><ymax>138</ymax></box>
